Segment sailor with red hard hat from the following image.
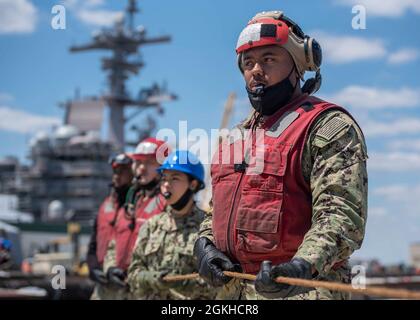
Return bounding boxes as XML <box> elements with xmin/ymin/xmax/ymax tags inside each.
<box><xmin>100</xmin><ymin>138</ymin><xmax>170</xmax><ymax>298</ymax></box>
<box><xmin>87</xmin><ymin>153</ymin><xmax>133</xmax><ymax>300</ymax></box>
<box><xmin>194</xmin><ymin>10</ymin><xmax>368</xmax><ymax>300</ymax></box>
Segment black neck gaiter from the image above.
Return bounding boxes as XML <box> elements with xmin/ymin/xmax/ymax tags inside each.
<box><xmin>115</xmin><ymin>184</ymin><xmax>130</xmax><ymax>207</ymax></box>
<box><xmin>246</xmin><ymin>66</ymin><xmax>298</xmax><ymax>116</ymax></box>
<box><xmin>164</xmin><ymin>188</ymin><xmax>194</xmax><ymax>211</ymax></box>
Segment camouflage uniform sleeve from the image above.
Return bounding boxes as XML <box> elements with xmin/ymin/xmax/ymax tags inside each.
<box><xmin>197</xmin><ymin>207</ymin><xmax>215</xmax><ymax>243</ymax></box>
<box><xmin>126</xmin><ymin>221</ymin><xmax>151</xmax><ymax>297</ymax></box>
<box><xmin>168</xmin><ymin>229</ymin><xmax>218</xmax><ymax>300</ymax></box>
<box><xmin>102</xmin><ymin>239</ymin><xmax>117</xmax><ymax>274</ymax></box>
<box><xmin>294</xmin><ymin>109</ymin><xmax>368</xmax><ymax>275</ymax></box>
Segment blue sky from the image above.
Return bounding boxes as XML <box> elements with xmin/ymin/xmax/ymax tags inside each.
<box><xmin>1</xmin><ymin>0</ymin><xmax>420</xmax><ymax>264</ymax></box>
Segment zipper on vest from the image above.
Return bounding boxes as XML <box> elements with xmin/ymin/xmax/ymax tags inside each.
<box><xmin>226</xmin><ymin>170</ymin><xmax>245</xmax><ymax>259</ymax></box>
<box><xmin>226</xmin><ymin>136</ymin><xmax>251</xmax><ymax>259</ymax></box>
<box><xmin>225</xmin><ymin>127</ymin><xmax>256</xmax><ymax>259</ymax></box>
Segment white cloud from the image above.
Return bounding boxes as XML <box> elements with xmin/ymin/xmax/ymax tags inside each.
<box><xmin>76</xmin><ymin>9</ymin><xmax>123</xmax><ymax>27</ymax></box>
<box><xmin>372</xmin><ymin>184</ymin><xmax>420</xmax><ymax>217</ymax></box>
<box><xmin>62</xmin><ymin>0</ymin><xmax>104</xmax><ymax>9</ymax></box>
<box><xmin>388</xmin><ymin>48</ymin><xmax>419</xmax><ymax>65</ymax></box>
<box><xmin>0</xmin><ymin>106</ymin><xmax>60</xmax><ymax>134</ymax></box>
<box><xmin>313</xmin><ymin>32</ymin><xmax>418</xmax><ymax>65</ymax></box>
<box><xmin>0</xmin><ymin>0</ymin><xmax>38</xmax><ymax>34</ymax></box>
<box><xmin>84</xmin><ymin>0</ymin><xmax>105</xmax><ymax>7</ymax></box>
<box><xmin>369</xmin><ymin>152</ymin><xmax>420</xmax><ymax>171</ymax></box>
<box><xmin>363</xmin><ymin>118</ymin><xmax>420</xmax><ymax>137</ymax></box>
<box><xmin>387</xmin><ymin>139</ymin><xmax>420</xmax><ymax>152</ymax></box>
<box><xmin>62</xmin><ymin>0</ymin><xmax>123</xmax><ymax>28</ymax></box>
<box><xmin>313</xmin><ymin>32</ymin><xmax>387</xmax><ymax>64</ymax></box>
<box><xmin>336</xmin><ymin>0</ymin><xmax>420</xmax><ymax>18</ymax></box>
<box><xmin>373</xmin><ymin>184</ymin><xmax>418</xmax><ymax>199</ymax></box>
<box><xmin>322</xmin><ymin>86</ymin><xmax>420</xmax><ymax>109</ymax></box>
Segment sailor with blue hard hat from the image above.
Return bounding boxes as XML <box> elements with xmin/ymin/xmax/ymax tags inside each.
<box><xmin>157</xmin><ymin>150</ymin><xmax>205</xmax><ymax>211</ymax></box>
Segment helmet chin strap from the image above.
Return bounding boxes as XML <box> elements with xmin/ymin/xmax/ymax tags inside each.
<box><xmin>165</xmin><ymin>187</ymin><xmax>194</xmax><ymax>211</ymax></box>
<box><xmin>301</xmin><ymin>70</ymin><xmax>322</xmax><ymax>95</ymax></box>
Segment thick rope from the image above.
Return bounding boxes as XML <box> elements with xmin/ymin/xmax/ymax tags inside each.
<box><xmin>162</xmin><ymin>271</ymin><xmax>420</xmax><ymax>300</ymax></box>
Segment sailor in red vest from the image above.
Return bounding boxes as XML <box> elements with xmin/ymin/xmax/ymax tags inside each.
<box><xmin>87</xmin><ymin>153</ymin><xmax>133</xmax><ymax>300</ymax></box>
<box><xmin>194</xmin><ymin>11</ymin><xmax>368</xmax><ymax>300</ymax></box>
<box><xmin>101</xmin><ymin>138</ymin><xmax>170</xmax><ymax>296</ymax></box>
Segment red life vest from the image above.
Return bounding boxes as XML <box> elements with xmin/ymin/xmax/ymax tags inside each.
<box><xmin>96</xmin><ymin>195</ymin><xmax>120</xmax><ymax>265</ymax></box>
<box><xmin>114</xmin><ymin>192</ymin><xmax>166</xmax><ymax>270</ymax></box>
<box><xmin>211</xmin><ymin>94</ymin><xmax>351</xmax><ymax>274</ymax></box>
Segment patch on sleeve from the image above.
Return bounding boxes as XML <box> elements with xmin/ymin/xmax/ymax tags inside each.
<box><xmin>316</xmin><ymin>116</ymin><xmax>350</xmax><ymax>142</ymax></box>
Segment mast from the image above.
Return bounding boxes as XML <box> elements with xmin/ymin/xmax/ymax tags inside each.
<box><xmin>69</xmin><ymin>0</ymin><xmax>177</xmax><ymax>150</ymax></box>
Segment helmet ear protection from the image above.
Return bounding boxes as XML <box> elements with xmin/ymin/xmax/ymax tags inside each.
<box><xmin>237</xmin><ymin>11</ymin><xmax>322</xmax><ymax>94</ymax></box>
<box><xmin>272</xmin><ymin>11</ymin><xmax>322</xmax><ymax>72</ymax></box>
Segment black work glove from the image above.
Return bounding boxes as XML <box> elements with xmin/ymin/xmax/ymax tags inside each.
<box><xmin>193</xmin><ymin>237</ymin><xmax>236</xmax><ymax>287</ymax></box>
<box><xmin>89</xmin><ymin>268</ymin><xmax>108</xmax><ymax>285</ymax></box>
<box><xmin>107</xmin><ymin>267</ymin><xmax>127</xmax><ymax>288</ymax></box>
<box><xmin>255</xmin><ymin>258</ymin><xmax>314</xmax><ymax>299</ymax></box>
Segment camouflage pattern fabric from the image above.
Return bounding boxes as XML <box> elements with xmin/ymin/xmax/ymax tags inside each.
<box><xmin>128</xmin><ymin>205</ymin><xmax>218</xmax><ymax>300</ymax></box>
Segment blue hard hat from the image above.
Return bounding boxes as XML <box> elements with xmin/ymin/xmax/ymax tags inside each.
<box><xmin>0</xmin><ymin>238</ymin><xmax>12</xmax><ymax>251</ymax></box>
<box><xmin>157</xmin><ymin>150</ymin><xmax>205</xmax><ymax>189</ymax></box>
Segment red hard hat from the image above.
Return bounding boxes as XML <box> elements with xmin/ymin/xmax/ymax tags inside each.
<box><xmin>235</xmin><ymin>11</ymin><xmax>323</xmax><ymax>86</ymax></box>
<box><xmin>128</xmin><ymin>137</ymin><xmax>171</xmax><ymax>161</ymax></box>
<box><xmin>109</xmin><ymin>153</ymin><xmax>133</xmax><ymax>169</ymax></box>
<box><xmin>236</xmin><ymin>17</ymin><xmax>289</xmax><ymax>54</ymax></box>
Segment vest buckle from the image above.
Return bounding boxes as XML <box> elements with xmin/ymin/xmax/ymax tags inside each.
<box><xmin>234</xmin><ymin>161</ymin><xmax>248</xmax><ymax>173</ymax></box>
